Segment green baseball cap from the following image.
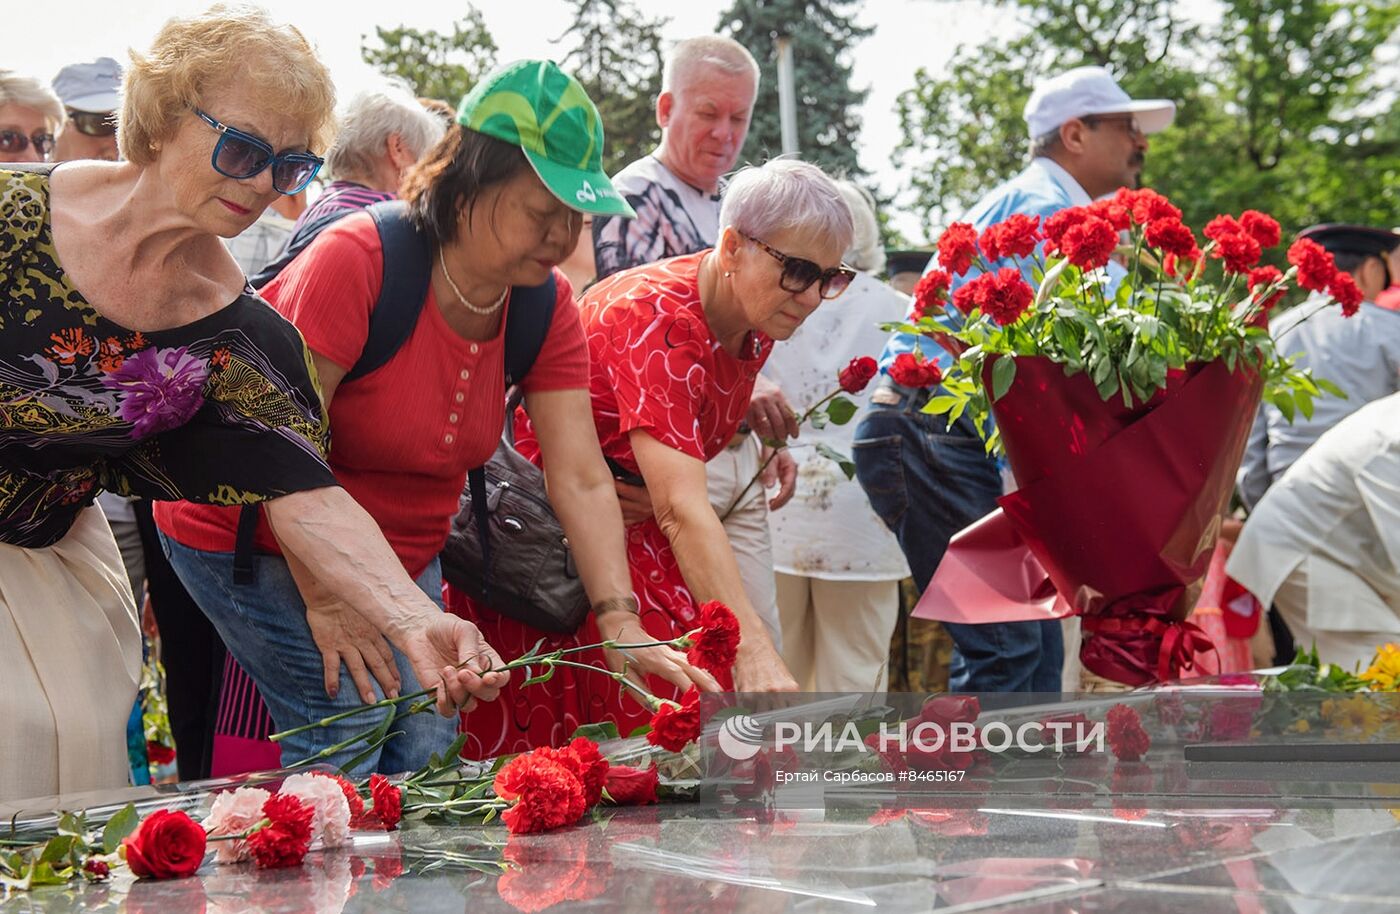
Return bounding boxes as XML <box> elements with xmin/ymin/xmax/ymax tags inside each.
<box><xmin>457</xmin><ymin>59</ymin><xmax>636</xmax><ymax>219</ymax></box>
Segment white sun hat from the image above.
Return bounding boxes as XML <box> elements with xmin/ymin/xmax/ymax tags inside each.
<box><xmin>1024</xmin><ymin>66</ymin><xmax>1175</xmax><ymax>139</ymax></box>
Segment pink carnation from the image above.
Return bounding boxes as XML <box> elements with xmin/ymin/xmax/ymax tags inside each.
<box><xmin>205</xmin><ymin>786</ymin><xmax>272</xmax><ymax>863</ymax></box>
<box><xmin>279</xmin><ymin>773</ymin><xmax>352</xmax><ymax>849</ymax></box>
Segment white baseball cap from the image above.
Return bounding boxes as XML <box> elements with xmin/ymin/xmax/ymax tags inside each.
<box><xmin>52</xmin><ymin>58</ymin><xmax>122</xmax><ymax>113</ymax></box>
<box><xmin>1024</xmin><ymin>66</ymin><xmax>1175</xmax><ymax>140</ymax></box>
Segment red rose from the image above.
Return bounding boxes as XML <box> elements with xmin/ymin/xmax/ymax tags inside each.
<box><xmin>312</xmin><ymin>771</ymin><xmax>367</xmax><ymax>823</ymax></box>
<box><xmin>912</xmin><ymin>269</ymin><xmax>950</xmax><ymax>320</ymax></box>
<box><xmin>888</xmin><ymin>352</ymin><xmax>944</xmax><ymax>389</ymax></box>
<box><xmin>837</xmin><ymin>356</ymin><xmax>878</xmax><ymax>394</ymax></box>
<box><xmin>145</xmin><ymin>741</ymin><xmax>176</xmax><ymax>766</ymax></box>
<box><xmin>936</xmin><ymin>222</ymin><xmax>979</xmax><ymax>276</ymax></box>
<box><xmin>560</xmin><ymin>738</ymin><xmax>610</xmax><ymax>808</ymax></box>
<box><xmin>1288</xmin><ymin>238</ymin><xmax>1338</xmax><ymax>292</ymax></box>
<box><xmin>494</xmin><ymin>751</ymin><xmax>588</xmax><ymax>834</ymax></box>
<box><xmin>247</xmin><ymin>793</ymin><xmax>313</xmax><ymax>869</ymax></box>
<box><xmin>917</xmin><ymin>694</ymin><xmax>981</xmax><ymax>726</ymax></box>
<box><xmin>1213</xmin><ymin>231</ymin><xmax>1262</xmax><ymax>273</ymax></box>
<box><xmin>687</xmin><ymin>599</ymin><xmax>742</xmax><ymax>678</ymax></box>
<box><xmin>1106</xmin><ymin>704</ymin><xmax>1152</xmax><ymax>762</ymax></box>
<box><xmin>604</xmin><ymin>764</ymin><xmax>660</xmax><ymax>806</ymax></box>
<box><xmin>1247</xmin><ymin>265</ymin><xmax>1285</xmax><ymax>311</ymax></box>
<box><xmin>1144</xmin><ymin>218</ymin><xmax>1198</xmax><ymax>258</ymax></box>
<box><xmin>963</xmin><ymin>268</ymin><xmax>1034</xmax><ymax>326</ymax></box>
<box><xmin>1239</xmin><ymin>210</ymin><xmax>1281</xmax><ymax>248</ymax></box>
<box><xmin>122</xmin><ymin>809</ymin><xmax>207</xmax><ymax>880</ymax></box>
<box><xmin>1203</xmin><ymin>214</ymin><xmax>1243</xmax><ymax>243</ymax></box>
<box><xmin>646</xmin><ymin>687</ymin><xmax>702</xmax><ymax>752</ymax></box>
<box><xmin>1042</xmin><ymin>207</ymin><xmax>1087</xmax><ymax>253</ymax></box>
<box><xmin>1329</xmin><ymin>271</ymin><xmax>1364</xmax><ymax>317</ymax></box>
<box><xmin>369</xmin><ymin>774</ymin><xmax>403</xmax><ymax>830</ymax></box>
<box><xmin>1059</xmin><ymin>216</ymin><xmax>1118</xmax><ymax>270</ymax></box>
<box><xmin>1089</xmin><ymin>197</ymin><xmax>1132</xmax><ymax>231</ymax></box>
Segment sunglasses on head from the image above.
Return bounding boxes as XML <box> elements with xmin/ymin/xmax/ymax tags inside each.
<box><xmin>740</xmin><ymin>231</ymin><xmax>856</xmax><ymax>300</ymax></box>
<box><xmin>193</xmin><ymin>108</ymin><xmax>322</xmax><ymax>195</ymax></box>
<box><xmin>67</xmin><ymin>109</ymin><xmax>117</xmax><ymax>137</ymax></box>
<box><xmin>0</xmin><ymin>128</ymin><xmax>56</xmax><ymax>158</ymax></box>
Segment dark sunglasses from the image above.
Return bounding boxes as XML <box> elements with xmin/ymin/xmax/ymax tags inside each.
<box><xmin>193</xmin><ymin>108</ymin><xmax>322</xmax><ymax>195</ymax></box>
<box><xmin>0</xmin><ymin>128</ymin><xmax>56</xmax><ymax>157</ymax></box>
<box><xmin>67</xmin><ymin>109</ymin><xmax>117</xmax><ymax>137</ymax></box>
<box><xmin>741</xmin><ymin>231</ymin><xmax>856</xmax><ymax>300</ymax></box>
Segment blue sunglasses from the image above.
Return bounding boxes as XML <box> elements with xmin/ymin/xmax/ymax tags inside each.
<box><xmin>194</xmin><ymin>108</ymin><xmax>323</xmax><ymax>195</ymax></box>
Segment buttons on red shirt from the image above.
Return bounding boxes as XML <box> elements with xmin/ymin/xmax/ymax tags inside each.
<box><xmin>459</xmin><ymin>368</ymin><xmax>470</xmax><ymax>380</ymax></box>
<box><xmin>454</xmin><ymin>392</ymin><xmax>465</xmax><ymax>403</ymax></box>
<box><xmin>470</xmin><ymin>343</ymin><xmax>479</xmax><ymax>354</ymax></box>
<box><xmin>449</xmin><ymin>412</ymin><xmax>459</xmax><ymax>423</ymax></box>
<box><xmin>444</xmin><ymin>433</ymin><xmax>455</xmax><ymax>445</ymax></box>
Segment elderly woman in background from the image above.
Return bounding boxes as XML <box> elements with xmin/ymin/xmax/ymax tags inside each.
<box><xmin>451</xmin><ymin>158</ymin><xmax>854</xmax><ymax>757</ymax></box>
<box><xmin>0</xmin><ymin>5</ymin><xmax>500</xmax><ymax>802</ymax></box>
<box><xmin>156</xmin><ymin>59</ymin><xmax>711</xmax><ymax>773</ymax></box>
<box><xmin>764</xmin><ymin>181</ymin><xmax>912</xmax><ymax>692</ymax></box>
<box><xmin>251</xmin><ymin>77</ymin><xmax>445</xmax><ymax>286</ymax></box>
<box><xmin>0</xmin><ymin>70</ymin><xmax>64</xmax><ymax>163</ymax></box>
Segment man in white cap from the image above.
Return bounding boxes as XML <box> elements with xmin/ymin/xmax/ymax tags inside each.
<box><xmin>51</xmin><ymin>57</ymin><xmax>121</xmax><ymax>162</ymax></box>
<box><xmin>854</xmin><ymin>65</ymin><xmax>1175</xmax><ymax>693</ymax></box>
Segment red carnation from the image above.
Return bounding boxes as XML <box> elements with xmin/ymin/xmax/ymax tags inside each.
<box><xmin>1059</xmin><ymin>216</ymin><xmax>1118</xmax><ymax>270</ymax></box>
<box><xmin>976</xmin><ymin>268</ymin><xmax>1035</xmax><ymax>326</ymax></box>
<box><xmin>122</xmin><ymin>809</ymin><xmax>207</xmax><ymax>880</ymax></box>
<box><xmin>369</xmin><ymin>774</ymin><xmax>403</xmax><ymax>830</ymax></box>
<box><xmin>1144</xmin><ymin>218</ymin><xmax>1198</xmax><ymax>259</ymax></box>
<box><xmin>936</xmin><ymin>222</ymin><xmax>979</xmax><ymax>276</ymax></box>
<box><xmin>1329</xmin><ymin>272</ymin><xmax>1364</xmax><ymax>317</ymax></box>
<box><xmin>1089</xmin><ymin>197</ymin><xmax>1132</xmax><ymax>231</ymax></box>
<box><xmin>978</xmin><ymin>224</ymin><xmax>1002</xmax><ymax>263</ymax></box>
<box><xmin>1247</xmin><ymin>265</ymin><xmax>1286</xmax><ymax>311</ymax></box>
<box><xmin>561</xmin><ymin>738</ymin><xmax>610</xmax><ymax>808</ymax></box>
<box><xmin>1106</xmin><ymin>704</ymin><xmax>1152</xmax><ymax>762</ymax></box>
<box><xmin>1288</xmin><ymin>238</ymin><xmax>1338</xmax><ymax>292</ymax></box>
<box><xmin>912</xmin><ymin>270</ymin><xmax>951</xmax><ymax>319</ymax></box>
<box><xmin>312</xmin><ymin>771</ymin><xmax>366</xmax><ymax>822</ymax></box>
<box><xmin>247</xmin><ymin>793</ymin><xmax>314</xmax><ymax>869</ymax></box>
<box><xmin>987</xmin><ymin>213</ymin><xmax>1041</xmax><ymax>259</ymax></box>
<box><xmin>604</xmin><ymin>764</ymin><xmax>660</xmax><ymax>806</ymax></box>
<box><xmin>1213</xmin><ymin>231</ymin><xmax>1262</xmax><ymax>274</ymax></box>
<box><xmin>145</xmin><ymin>741</ymin><xmax>176</xmax><ymax>766</ymax></box>
<box><xmin>83</xmin><ymin>859</ymin><xmax>111</xmax><ymax>881</ymax></box>
<box><xmin>494</xmin><ymin>751</ymin><xmax>588</xmax><ymax>835</ymax></box>
<box><xmin>687</xmin><ymin>599</ymin><xmax>741</xmax><ymax>677</ymax></box>
<box><xmin>647</xmin><ymin>687</ymin><xmax>702</xmax><ymax>752</ymax></box>
<box><xmin>1163</xmin><ymin>249</ymin><xmax>1203</xmax><ymax>281</ymax></box>
<box><xmin>1118</xmin><ymin>187</ymin><xmax>1181</xmax><ymax>225</ymax></box>
<box><xmin>1042</xmin><ymin>207</ymin><xmax>1087</xmax><ymax>253</ymax></box>
<box><xmin>1203</xmin><ymin>214</ymin><xmax>1243</xmax><ymax>243</ymax></box>
<box><xmin>837</xmin><ymin>356</ymin><xmax>878</xmax><ymax>394</ymax></box>
<box><xmin>1239</xmin><ymin>210</ymin><xmax>1281</xmax><ymax>248</ymax></box>
<box><xmin>888</xmin><ymin>352</ymin><xmax>944</xmax><ymax>389</ymax></box>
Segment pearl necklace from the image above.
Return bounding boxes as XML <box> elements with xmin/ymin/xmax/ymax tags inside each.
<box><xmin>439</xmin><ymin>247</ymin><xmax>507</xmax><ymax>315</ymax></box>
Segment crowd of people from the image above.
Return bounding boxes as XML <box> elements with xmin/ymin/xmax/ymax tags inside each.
<box><xmin>3</xmin><ymin>3</ymin><xmax>1398</xmax><ymax>800</ymax></box>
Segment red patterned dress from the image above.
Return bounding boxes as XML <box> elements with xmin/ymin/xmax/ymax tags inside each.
<box><xmin>446</xmin><ymin>251</ymin><xmax>772</xmax><ymax>758</ymax></box>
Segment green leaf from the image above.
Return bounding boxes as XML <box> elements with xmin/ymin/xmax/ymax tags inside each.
<box><xmin>990</xmin><ymin>357</ymin><xmax>1016</xmax><ymax>401</ymax></box>
<box><xmin>1295</xmin><ymin>390</ymin><xmax>1314</xmax><ymax>420</ymax></box>
<box><xmin>923</xmin><ymin>395</ymin><xmax>961</xmax><ymax>415</ymax></box>
<box><xmin>102</xmin><ymin>804</ymin><xmax>140</xmax><ymax>855</ymax></box>
<box><xmin>570</xmin><ymin>721</ymin><xmax>620</xmax><ymax>743</ymax></box>
<box><xmin>1314</xmin><ymin>376</ymin><xmax>1347</xmax><ymax>399</ymax></box>
<box><xmin>825</xmin><ymin>396</ymin><xmax>858</xmax><ymax>426</ymax></box>
<box><xmin>1270</xmin><ymin>390</ymin><xmax>1296</xmax><ymax>423</ymax></box>
<box><xmin>521</xmin><ymin>665</ymin><xmax>557</xmax><ymax>687</ymax></box>
<box><xmin>627</xmin><ymin>724</ymin><xmax>652</xmax><ymax>739</ymax></box>
<box><xmin>808</xmin><ymin>411</ymin><xmax>829</xmax><ymax>430</ymax></box>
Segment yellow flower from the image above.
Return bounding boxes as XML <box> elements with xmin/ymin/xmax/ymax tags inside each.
<box><xmin>1359</xmin><ymin>643</ymin><xmax>1400</xmax><ymax>692</ymax></box>
<box><xmin>1321</xmin><ymin>696</ymin><xmax>1384</xmax><ymax>736</ymax></box>
<box><xmin>1288</xmin><ymin>719</ymin><xmax>1311</xmax><ymax>734</ymax></box>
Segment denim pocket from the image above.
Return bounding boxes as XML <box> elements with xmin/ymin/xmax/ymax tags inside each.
<box><xmin>852</xmin><ymin>432</ymin><xmax>907</xmax><ymax>530</ymax></box>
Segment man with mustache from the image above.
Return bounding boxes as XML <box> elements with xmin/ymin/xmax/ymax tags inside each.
<box><xmin>855</xmin><ymin>66</ymin><xmax>1176</xmax><ymax>693</ymax></box>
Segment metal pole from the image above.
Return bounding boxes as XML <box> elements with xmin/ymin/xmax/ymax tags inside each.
<box><xmin>776</xmin><ymin>35</ymin><xmax>799</xmax><ymax>156</ymax></box>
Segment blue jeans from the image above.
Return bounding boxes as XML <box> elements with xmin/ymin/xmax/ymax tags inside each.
<box><xmin>159</xmin><ymin>534</ymin><xmax>457</xmax><ymax>775</ymax></box>
<box><xmin>853</xmin><ymin>381</ymin><xmax>1063</xmax><ymax>693</ymax></box>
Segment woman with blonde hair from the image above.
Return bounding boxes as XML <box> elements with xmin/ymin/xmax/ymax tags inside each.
<box><xmin>0</xmin><ymin>69</ymin><xmax>64</xmax><ymax>162</ymax></box>
<box><xmin>0</xmin><ymin>4</ymin><xmax>502</xmax><ymax>801</ymax></box>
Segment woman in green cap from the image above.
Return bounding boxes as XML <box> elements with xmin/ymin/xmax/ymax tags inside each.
<box><xmin>157</xmin><ymin>60</ymin><xmax>717</xmax><ymax>773</ymax></box>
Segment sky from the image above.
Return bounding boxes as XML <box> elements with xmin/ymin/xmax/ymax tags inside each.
<box><xmin>10</xmin><ymin>0</ymin><xmax>1002</xmax><ymax>243</ymax></box>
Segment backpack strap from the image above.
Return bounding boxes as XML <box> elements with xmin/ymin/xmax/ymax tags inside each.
<box><xmin>468</xmin><ymin>272</ymin><xmax>558</xmax><ymax>603</ymax></box>
<box><xmin>249</xmin><ymin>206</ymin><xmax>356</xmax><ymax>290</ymax></box>
<box><xmin>234</xmin><ymin>200</ymin><xmax>432</xmax><ymax>583</ymax></box>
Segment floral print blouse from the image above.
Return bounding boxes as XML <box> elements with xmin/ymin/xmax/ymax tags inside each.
<box><xmin>0</xmin><ymin>166</ymin><xmax>335</xmax><ymax>548</ymax></box>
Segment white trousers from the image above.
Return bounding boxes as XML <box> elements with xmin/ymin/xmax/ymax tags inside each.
<box><xmin>1274</xmin><ymin>557</ymin><xmax>1399</xmax><ymax>671</ymax></box>
<box><xmin>706</xmin><ymin>435</ymin><xmax>782</xmax><ymax>651</ymax></box>
<box><xmin>0</xmin><ymin>506</ymin><xmax>140</xmax><ymax>804</ymax></box>
<box><xmin>776</xmin><ymin>572</ymin><xmax>900</xmax><ymax>692</ymax></box>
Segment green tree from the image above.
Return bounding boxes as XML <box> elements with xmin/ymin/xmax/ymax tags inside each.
<box><xmin>361</xmin><ymin>10</ymin><xmax>499</xmax><ymax>106</ymax></box>
<box><xmin>717</xmin><ymin>0</ymin><xmax>873</xmax><ymax>176</ymax></box>
<box><xmin>555</xmin><ymin>0</ymin><xmax>669</xmax><ymax>174</ymax></box>
<box><xmin>895</xmin><ymin>0</ymin><xmax>1400</xmax><ymax>241</ymax></box>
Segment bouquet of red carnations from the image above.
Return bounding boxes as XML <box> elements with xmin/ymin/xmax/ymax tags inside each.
<box><xmin>906</xmin><ymin>188</ymin><xmax>1361</xmax><ymax>685</ymax></box>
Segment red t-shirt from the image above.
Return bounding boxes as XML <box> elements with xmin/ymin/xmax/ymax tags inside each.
<box><xmin>155</xmin><ymin>212</ymin><xmax>589</xmax><ymax>576</ymax></box>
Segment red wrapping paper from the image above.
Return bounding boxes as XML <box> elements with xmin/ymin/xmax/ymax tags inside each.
<box><xmin>914</xmin><ymin>356</ymin><xmax>1263</xmax><ymax>685</ymax></box>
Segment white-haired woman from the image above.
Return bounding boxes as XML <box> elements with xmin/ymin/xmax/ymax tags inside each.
<box><xmin>0</xmin><ymin>69</ymin><xmax>63</xmax><ymax>163</ymax></box>
<box><xmin>251</xmin><ymin>77</ymin><xmax>445</xmax><ymax>286</ymax></box>
<box><xmin>0</xmin><ymin>6</ymin><xmax>500</xmax><ymax>801</ymax></box>
<box><xmin>764</xmin><ymin>181</ymin><xmax>912</xmax><ymax>692</ymax></box>
<box><xmin>449</xmin><ymin>158</ymin><xmax>855</xmax><ymax>756</ymax></box>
